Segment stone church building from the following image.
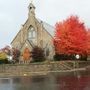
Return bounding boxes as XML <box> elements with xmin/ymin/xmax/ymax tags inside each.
<box><xmin>11</xmin><ymin>2</ymin><xmax>55</xmax><ymax>60</ymax></box>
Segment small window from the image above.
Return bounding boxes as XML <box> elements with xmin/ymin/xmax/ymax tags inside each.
<box><xmin>30</xmin><ymin>7</ymin><xmax>32</xmax><ymax>10</ymax></box>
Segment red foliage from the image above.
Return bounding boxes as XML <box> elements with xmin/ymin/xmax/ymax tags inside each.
<box><xmin>54</xmin><ymin>16</ymin><xmax>88</xmax><ymax>55</ymax></box>
<box><xmin>12</xmin><ymin>48</ymin><xmax>20</xmax><ymax>61</ymax></box>
<box><xmin>1</xmin><ymin>45</ymin><xmax>11</xmax><ymax>55</ymax></box>
<box><xmin>87</xmin><ymin>30</ymin><xmax>90</xmax><ymax>55</ymax></box>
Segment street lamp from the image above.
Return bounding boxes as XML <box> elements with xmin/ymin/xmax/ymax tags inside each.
<box><xmin>76</xmin><ymin>54</ymin><xmax>80</xmax><ymax>60</ymax></box>
<box><xmin>75</xmin><ymin>54</ymin><xmax>80</xmax><ymax>68</ymax></box>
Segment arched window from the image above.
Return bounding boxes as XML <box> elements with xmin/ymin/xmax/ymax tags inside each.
<box><xmin>46</xmin><ymin>48</ymin><xmax>50</xmax><ymax>56</ymax></box>
<box><xmin>28</xmin><ymin>26</ymin><xmax>36</xmax><ymax>39</ymax></box>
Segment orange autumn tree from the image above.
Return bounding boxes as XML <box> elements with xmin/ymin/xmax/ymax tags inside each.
<box><xmin>54</xmin><ymin>16</ymin><xmax>87</xmax><ymax>58</ymax></box>
<box><xmin>23</xmin><ymin>48</ymin><xmax>30</xmax><ymax>61</ymax></box>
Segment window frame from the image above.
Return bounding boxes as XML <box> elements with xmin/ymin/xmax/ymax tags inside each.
<box><xmin>28</xmin><ymin>26</ymin><xmax>36</xmax><ymax>39</ymax></box>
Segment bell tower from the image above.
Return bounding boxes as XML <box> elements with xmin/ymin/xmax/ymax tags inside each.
<box><xmin>28</xmin><ymin>0</ymin><xmax>35</xmax><ymax>17</ymax></box>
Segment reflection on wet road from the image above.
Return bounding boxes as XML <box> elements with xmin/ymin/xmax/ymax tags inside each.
<box><xmin>0</xmin><ymin>70</ymin><xmax>90</xmax><ymax>90</ymax></box>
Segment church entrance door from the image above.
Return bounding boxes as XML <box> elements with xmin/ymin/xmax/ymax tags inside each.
<box><xmin>23</xmin><ymin>48</ymin><xmax>30</xmax><ymax>63</ymax></box>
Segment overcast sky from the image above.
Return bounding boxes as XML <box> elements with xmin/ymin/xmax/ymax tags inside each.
<box><xmin>0</xmin><ymin>0</ymin><xmax>90</xmax><ymax>48</ymax></box>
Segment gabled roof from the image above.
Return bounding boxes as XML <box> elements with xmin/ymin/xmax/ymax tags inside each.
<box><xmin>11</xmin><ymin>18</ymin><xmax>55</xmax><ymax>44</ymax></box>
<box><xmin>20</xmin><ymin>39</ymin><xmax>33</xmax><ymax>50</ymax></box>
<box><xmin>11</xmin><ymin>19</ymin><xmax>28</xmax><ymax>44</ymax></box>
<box><xmin>37</xmin><ymin>18</ymin><xmax>55</xmax><ymax>37</ymax></box>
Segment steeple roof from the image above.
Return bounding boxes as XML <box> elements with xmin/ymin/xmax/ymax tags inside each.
<box><xmin>28</xmin><ymin>1</ymin><xmax>35</xmax><ymax>11</ymax></box>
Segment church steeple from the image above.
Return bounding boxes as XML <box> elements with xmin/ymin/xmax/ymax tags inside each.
<box><xmin>28</xmin><ymin>1</ymin><xmax>36</xmax><ymax>17</ymax></box>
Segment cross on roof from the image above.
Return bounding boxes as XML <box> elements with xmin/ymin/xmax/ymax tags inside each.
<box><xmin>30</xmin><ymin>0</ymin><xmax>33</xmax><ymax>3</ymax></box>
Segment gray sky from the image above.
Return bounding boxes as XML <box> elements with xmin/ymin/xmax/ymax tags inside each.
<box><xmin>0</xmin><ymin>0</ymin><xmax>90</xmax><ymax>48</ymax></box>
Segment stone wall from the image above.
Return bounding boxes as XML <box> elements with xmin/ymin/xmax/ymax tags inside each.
<box><xmin>0</xmin><ymin>64</ymin><xmax>50</xmax><ymax>77</ymax></box>
<box><xmin>0</xmin><ymin>61</ymin><xmax>90</xmax><ymax>77</ymax></box>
